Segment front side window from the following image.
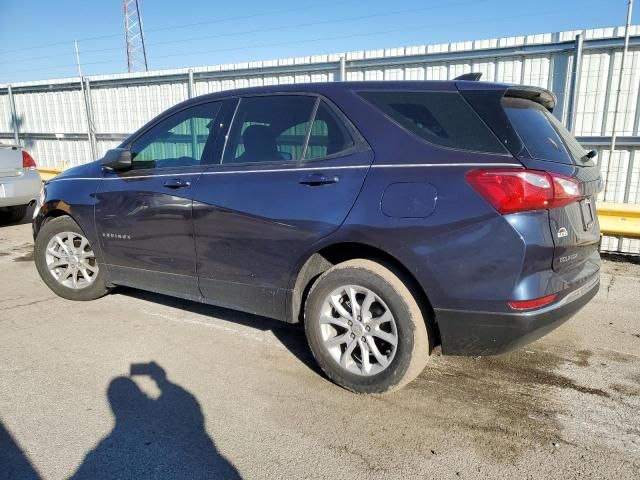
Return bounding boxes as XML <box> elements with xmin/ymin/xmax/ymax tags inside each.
<box><xmin>223</xmin><ymin>95</ymin><xmax>316</xmax><ymax>164</ymax></box>
<box><xmin>359</xmin><ymin>91</ymin><xmax>506</xmax><ymax>154</ymax></box>
<box><xmin>131</xmin><ymin>102</ymin><xmax>222</xmax><ymax>169</ymax></box>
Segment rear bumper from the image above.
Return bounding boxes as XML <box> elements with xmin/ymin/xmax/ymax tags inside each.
<box><xmin>435</xmin><ymin>275</ymin><xmax>600</xmax><ymax>355</ymax></box>
<box><xmin>0</xmin><ymin>170</ymin><xmax>41</xmax><ymax>208</ymax></box>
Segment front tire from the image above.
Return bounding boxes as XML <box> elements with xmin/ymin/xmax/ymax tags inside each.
<box><xmin>34</xmin><ymin>216</ymin><xmax>109</xmax><ymax>301</ymax></box>
<box><xmin>304</xmin><ymin>259</ymin><xmax>430</xmax><ymax>394</ymax></box>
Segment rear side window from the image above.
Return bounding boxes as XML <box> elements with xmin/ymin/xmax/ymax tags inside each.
<box><xmin>502</xmin><ymin>97</ymin><xmax>577</xmax><ymax>164</ymax></box>
<box><xmin>223</xmin><ymin>95</ymin><xmax>316</xmax><ymax>164</ymax></box>
<box><xmin>304</xmin><ymin>101</ymin><xmax>355</xmax><ymax>160</ymax></box>
<box><xmin>359</xmin><ymin>91</ymin><xmax>507</xmax><ymax>154</ymax></box>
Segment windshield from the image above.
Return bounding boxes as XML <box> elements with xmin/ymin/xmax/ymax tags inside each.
<box><xmin>502</xmin><ymin>97</ymin><xmax>589</xmax><ymax>165</ymax></box>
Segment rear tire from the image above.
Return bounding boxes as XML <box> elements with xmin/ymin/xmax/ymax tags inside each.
<box><xmin>0</xmin><ymin>205</ymin><xmax>28</xmax><ymax>223</ymax></box>
<box><xmin>304</xmin><ymin>259</ymin><xmax>430</xmax><ymax>394</ymax></box>
<box><xmin>34</xmin><ymin>216</ymin><xmax>109</xmax><ymax>301</ymax></box>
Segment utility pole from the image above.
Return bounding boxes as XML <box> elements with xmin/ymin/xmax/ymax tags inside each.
<box><xmin>123</xmin><ymin>0</ymin><xmax>149</xmax><ymax>72</ymax></box>
<box><xmin>74</xmin><ymin>40</ymin><xmax>97</xmax><ymax>160</ymax></box>
<box><xmin>605</xmin><ymin>0</ymin><xmax>633</xmax><ymax>199</ymax></box>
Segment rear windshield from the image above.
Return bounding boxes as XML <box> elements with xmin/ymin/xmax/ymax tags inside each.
<box><xmin>359</xmin><ymin>91</ymin><xmax>507</xmax><ymax>154</ymax></box>
<box><xmin>502</xmin><ymin>97</ymin><xmax>588</xmax><ymax>164</ymax></box>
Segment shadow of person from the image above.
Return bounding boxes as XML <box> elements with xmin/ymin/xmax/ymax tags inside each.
<box><xmin>0</xmin><ymin>421</ymin><xmax>41</xmax><ymax>480</ymax></box>
<box><xmin>69</xmin><ymin>362</ymin><xmax>240</xmax><ymax>480</ymax></box>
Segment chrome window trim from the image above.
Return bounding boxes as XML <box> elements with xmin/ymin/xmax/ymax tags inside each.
<box><xmin>49</xmin><ymin>162</ymin><xmax>523</xmax><ymax>181</ymax></box>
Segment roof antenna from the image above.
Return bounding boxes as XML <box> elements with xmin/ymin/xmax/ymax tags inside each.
<box><xmin>454</xmin><ymin>72</ymin><xmax>482</xmax><ymax>81</ymax></box>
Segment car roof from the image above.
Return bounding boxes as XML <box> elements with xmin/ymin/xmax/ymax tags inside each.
<box><xmin>123</xmin><ymin>79</ymin><xmax>556</xmax><ymax>146</ymax></box>
<box><xmin>176</xmin><ymin>80</ymin><xmax>528</xmax><ymax>107</ymax></box>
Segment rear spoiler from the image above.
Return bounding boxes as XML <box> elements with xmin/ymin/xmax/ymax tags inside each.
<box><xmin>505</xmin><ymin>86</ymin><xmax>556</xmax><ymax>112</ymax></box>
<box><xmin>452</xmin><ymin>73</ymin><xmax>556</xmax><ymax>112</ymax></box>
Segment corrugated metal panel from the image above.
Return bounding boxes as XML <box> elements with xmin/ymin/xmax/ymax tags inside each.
<box><xmin>603</xmin><ymin>50</ymin><xmax>640</xmax><ymax>135</ymax></box>
<box><xmin>496</xmin><ymin>58</ymin><xmax>523</xmax><ymax>84</ymax></box>
<box><xmin>404</xmin><ymin>65</ymin><xmax>425</xmax><ymax>81</ymax></box>
<box><xmin>14</xmin><ymin>90</ymin><xmax>87</xmax><ymax>133</ymax></box>
<box><xmin>24</xmin><ymin>138</ymin><xmax>92</xmax><ymax>169</ymax></box>
<box><xmin>90</xmin><ymin>82</ymin><xmax>188</xmax><ymax>133</ymax></box>
<box><xmin>425</xmin><ymin>64</ymin><xmax>447</xmax><ymax>80</ymax></box>
<box><xmin>598</xmin><ymin>147</ymin><xmax>632</xmax><ymax>203</ymax></box>
<box><xmin>1</xmin><ymin>25</ymin><xmax>640</xmax><ymax>253</ymax></box>
<box><xmin>0</xmin><ymin>94</ymin><xmax>12</xmax><ymax>133</ymax></box>
<box><xmin>471</xmin><ymin>60</ymin><xmax>496</xmax><ymax>82</ymax></box>
<box><xmin>96</xmin><ymin>140</ymin><xmax>122</xmax><ymax>158</ymax></box>
<box><xmin>574</xmin><ymin>52</ymin><xmax>611</xmax><ymax>136</ymax></box>
<box><xmin>522</xmin><ymin>55</ymin><xmax>551</xmax><ymax>88</ymax></box>
<box><xmin>448</xmin><ymin>62</ymin><xmax>472</xmax><ymax>79</ymax></box>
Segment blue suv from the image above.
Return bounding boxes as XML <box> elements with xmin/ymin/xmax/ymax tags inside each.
<box><xmin>33</xmin><ymin>80</ymin><xmax>601</xmax><ymax>393</ymax></box>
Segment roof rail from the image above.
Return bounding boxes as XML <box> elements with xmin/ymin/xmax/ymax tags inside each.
<box><xmin>454</xmin><ymin>72</ymin><xmax>482</xmax><ymax>81</ymax></box>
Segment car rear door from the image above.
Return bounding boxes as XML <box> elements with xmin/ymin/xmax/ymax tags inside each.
<box><xmin>191</xmin><ymin>94</ymin><xmax>373</xmax><ymax>319</ymax></box>
<box><xmin>95</xmin><ymin>100</ymin><xmax>224</xmax><ymax>300</ymax></box>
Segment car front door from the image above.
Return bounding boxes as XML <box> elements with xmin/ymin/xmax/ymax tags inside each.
<box><xmin>95</xmin><ymin>100</ymin><xmax>225</xmax><ymax>300</ymax></box>
<box><xmin>192</xmin><ymin>94</ymin><xmax>373</xmax><ymax>319</ymax></box>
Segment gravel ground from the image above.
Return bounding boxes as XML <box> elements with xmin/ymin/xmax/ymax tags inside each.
<box><xmin>0</xmin><ymin>216</ymin><xmax>639</xmax><ymax>479</ymax></box>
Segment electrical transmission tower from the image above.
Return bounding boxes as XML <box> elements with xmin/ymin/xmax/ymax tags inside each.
<box><xmin>123</xmin><ymin>0</ymin><xmax>149</xmax><ymax>72</ymax></box>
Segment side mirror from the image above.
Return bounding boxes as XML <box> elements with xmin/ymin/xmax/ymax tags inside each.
<box><xmin>101</xmin><ymin>148</ymin><xmax>132</xmax><ymax>171</ymax></box>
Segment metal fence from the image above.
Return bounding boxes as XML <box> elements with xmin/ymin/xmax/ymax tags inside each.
<box><xmin>1</xmin><ymin>25</ymin><xmax>640</xmax><ymax>253</ymax></box>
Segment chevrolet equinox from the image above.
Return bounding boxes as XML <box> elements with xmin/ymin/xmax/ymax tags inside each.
<box><xmin>33</xmin><ymin>80</ymin><xmax>602</xmax><ymax>393</ymax></box>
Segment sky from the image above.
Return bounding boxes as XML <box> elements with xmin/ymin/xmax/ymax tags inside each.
<box><xmin>0</xmin><ymin>0</ymin><xmax>636</xmax><ymax>84</ymax></box>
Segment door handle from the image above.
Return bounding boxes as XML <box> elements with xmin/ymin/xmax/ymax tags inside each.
<box><xmin>299</xmin><ymin>173</ymin><xmax>339</xmax><ymax>186</ymax></box>
<box><xmin>163</xmin><ymin>178</ymin><xmax>191</xmax><ymax>189</ymax></box>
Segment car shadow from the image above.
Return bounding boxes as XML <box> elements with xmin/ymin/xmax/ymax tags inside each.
<box><xmin>115</xmin><ymin>287</ymin><xmax>323</xmax><ymax>377</ymax></box>
<box><xmin>0</xmin><ymin>204</ymin><xmax>36</xmax><ymax>228</ymax></box>
<box><xmin>69</xmin><ymin>362</ymin><xmax>241</xmax><ymax>480</ymax></box>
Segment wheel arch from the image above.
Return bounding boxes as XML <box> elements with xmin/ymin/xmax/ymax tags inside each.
<box><xmin>288</xmin><ymin>242</ymin><xmax>439</xmax><ymax>345</ymax></box>
<box><xmin>35</xmin><ymin>202</ymin><xmax>113</xmax><ymax>286</ymax></box>
<box><xmin>35</xmin><ymin>201</ymin><xmax>78</xmax><ymax>237</ymax></box>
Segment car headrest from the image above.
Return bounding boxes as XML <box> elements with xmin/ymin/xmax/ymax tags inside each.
<box><xmin>242</xmin><ymin>125</ymin><xmax>278</xmax><ymax>154</ymax></box>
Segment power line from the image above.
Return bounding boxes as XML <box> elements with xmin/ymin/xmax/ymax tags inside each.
<box><xmin>144</xmin><ymin>0</ymin><xmax>482</xmax><ymax>49</ymax></box>
<box><xmin>0</xmin><ymin>0</ymin><xmax>358</xmax><ymax>56</ymax></box>
<box><xmin>0</xmin><ymin>8</ymin><xmax>579</xmax><ymax>79</ymax></box>
<box><xmin>4</xmin><ymin>0</ymin><xmax>483</xmax><ymax>65</ymax></box>
<box><xmin>123</xmin><ymin>8</ymin><xmax>578</xmax><ymax>63</ymax></box>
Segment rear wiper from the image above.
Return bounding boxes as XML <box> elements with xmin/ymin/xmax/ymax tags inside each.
<box><xmin>581</xmin><ymin>150</ymin><xmax>597</xmax><ymax>161</ymax></box>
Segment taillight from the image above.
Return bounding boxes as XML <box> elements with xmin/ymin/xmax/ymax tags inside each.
<box><xmin>464</xmin><ymin>169</ymin><xmax>582</xmax><ymax>214</ymax></box>
<box><xmin>22</xmin><ymin>150</ymin><xmax>37</xmax><ymax>169</ymax></box>
<box><xmin>508</xmin><ymin>293</ymin><xmax>558</xmax><ymax>311</ymax></box>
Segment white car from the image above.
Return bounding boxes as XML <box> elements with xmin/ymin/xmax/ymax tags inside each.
<box><xmin>0</xmin><ymin>143</ymin><xmax>42</xmax><ymax>223</ymax></box>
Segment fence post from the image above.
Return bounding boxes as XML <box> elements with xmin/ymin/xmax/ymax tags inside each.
<box><xmin>84</xmin><ymin>78</ymin><xmax>97</xmax><ymax>160</ymax></box>
<box><xmin>188</xmin><ymin>69</ymin><xmax>195</xmax><ymax>98</ymax></box>
<box><xmin>339</xmin><ymin>56</ymin><xmax>346</xmax><ymax>81</ymax></box>
<box><xmin>7</xmin><ymin>85</ymin><xmax>20</xmax><ymax>146</ymax></box>
<box><xmin>187</xmin><ymin>69</ymin><xmax>198</xmax><ymax>156</ymax></box>
<box><xmin>566</xmin><ymin>33</ymin><xmax>583</xmax><ymax>133</ymax></box>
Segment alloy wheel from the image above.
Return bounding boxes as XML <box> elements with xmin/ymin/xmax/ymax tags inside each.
<box><xmin>45</xmin><ymin>231</ymin><xmax>99</xmax><ymax>289</ymax></box>
<box><xmin>319</xmin><ymin>285</ymin><xmax>398</xmax><ymax>376</ymax></box>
